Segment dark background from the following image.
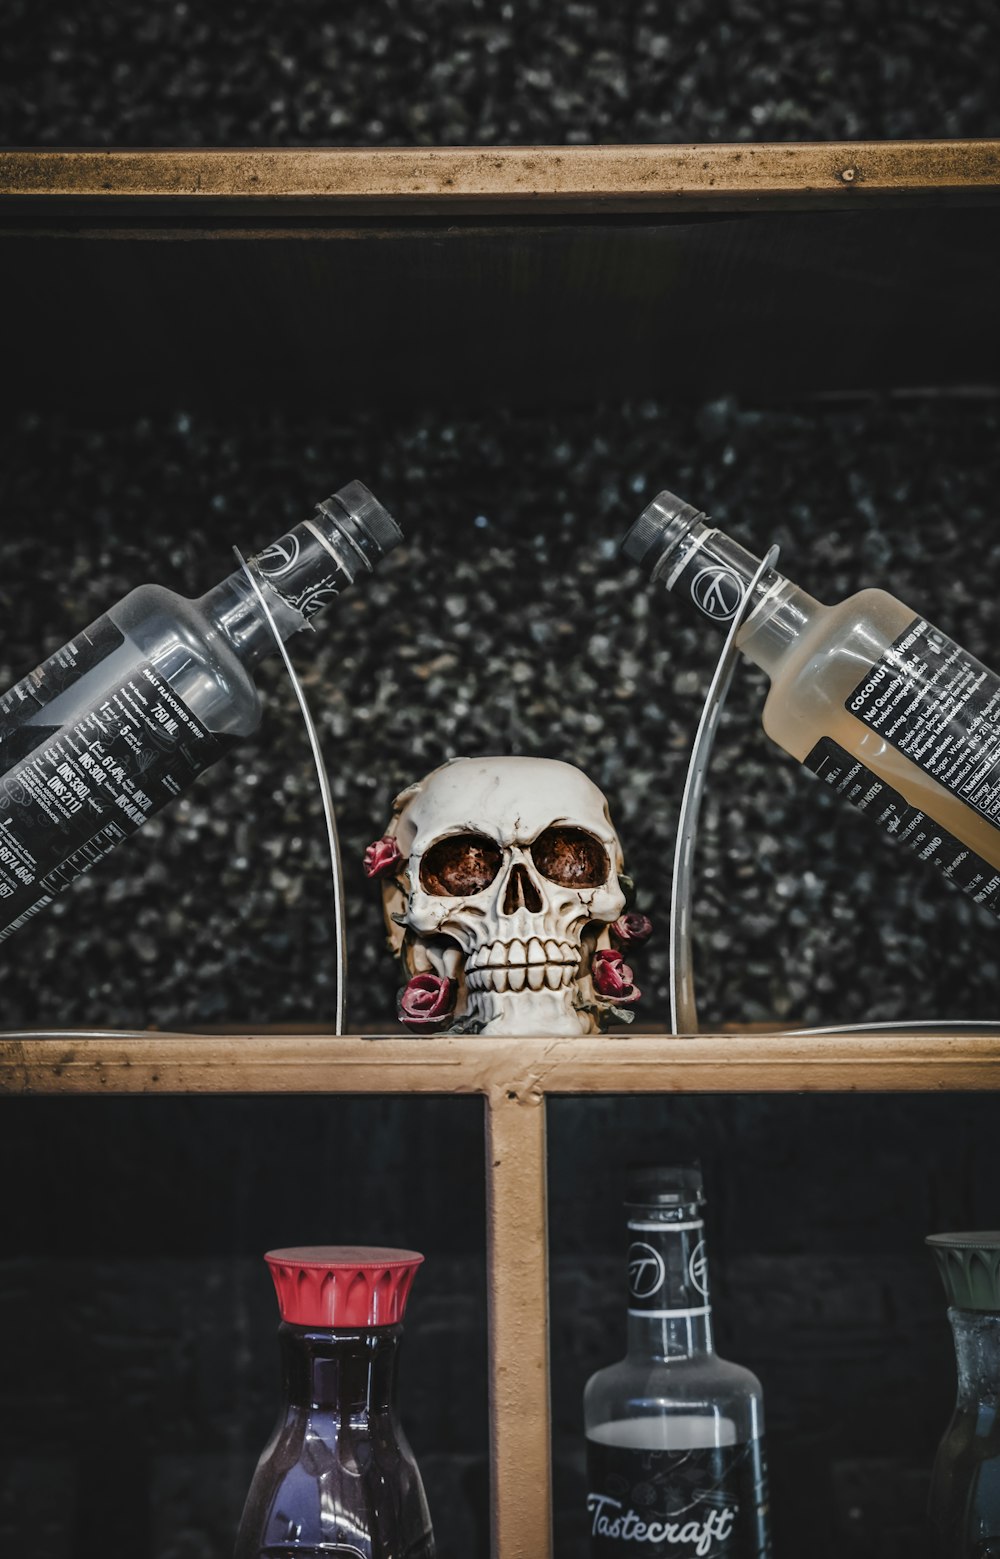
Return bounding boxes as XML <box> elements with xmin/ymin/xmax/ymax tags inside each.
<box><xmin>2</xmin><ymin>2</ymin><xmax>1000</xmax><ymax>1556</ymax></box>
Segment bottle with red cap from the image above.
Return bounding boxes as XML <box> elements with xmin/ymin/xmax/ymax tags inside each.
<box><xmin>235</xmin><ymin>1246</ymin><xmax>435</xmax><ymax>1559</ymax></box>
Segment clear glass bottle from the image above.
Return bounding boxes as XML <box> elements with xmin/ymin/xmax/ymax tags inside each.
<box><xmin>0</xmin><ymin>481</ymin><xmax>401</xmax><ymax>941</ymax></box>
<box><xmin>622</xmin><ymin>490</ymin><xmax>1000</xmax><ymax>919</ymax></box>
<box><xmin>236</xmin><ymin>1245</ymin><xmax>435</xmax><ymax>1559</ymax></box>
<box><xmin>926</xmin><ymin>1231</ymin><xmax>1000</xmax><ymax>1558</ymax></box>
<box><xmin>583</xmin><ymin>1165</ymin><xmax>771</xmax><ymax>1557</ymax></box>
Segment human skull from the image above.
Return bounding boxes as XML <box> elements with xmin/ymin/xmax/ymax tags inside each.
<box><xmin>380</xmin><ymin>756</ymin><xmax>629</xmax><ymax>1035</ymax></box>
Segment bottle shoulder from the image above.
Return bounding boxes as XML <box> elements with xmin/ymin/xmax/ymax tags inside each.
<box><xmin>587</xmin><ymin>1350</ymin><xmax>762</xmax><ymax>1391</ymax></box>
<box><xmin>755</xmin><ymin>584</ymin><xmax>919</xmax><ymax>759</ymax></box>
<box><xmin>108</xmin><ymin>583</ymin><xmax>263</xmax><ymax>738</ymax></box>
<box><xmin>584</xmin><ymin>1350</ymin><xmax>765</xmax><ymax>1441</ymax></box>
<box><xmin>237</xmin><ymin>1409</ymin><xmax>430</xmax><ymax>1557</ymax></box>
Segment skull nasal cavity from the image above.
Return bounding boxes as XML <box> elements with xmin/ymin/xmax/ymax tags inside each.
<box><xmin>503</xmin><ymin>863</ymin><xmax>543</xmax><ymax>915</ymax></box>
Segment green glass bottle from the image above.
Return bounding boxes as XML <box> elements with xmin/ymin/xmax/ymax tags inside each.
<box><xmin>926</xmin><ymin>1232</ymin><xmax>1000</xmax><ymax>1558</ymax></box>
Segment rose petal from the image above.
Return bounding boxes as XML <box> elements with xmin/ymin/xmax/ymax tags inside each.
<box><xmin>398</xmin><ymin>973</ymin><xmax>456</xmax><ymax>1031</ymax></box>
<box><xmin>364</xmin><ymin>835</ymin><xmax>402</xmax><ymax>879</ymax></box>
<box><xmin>610</xmin><ymin>912</ymin><xmax>653</xmax><ymax>947</ymax></box>
<box><xmin>592</xmin><ymin>948</ymin><xmax>637</xmax><ymax>1000</ymax></box>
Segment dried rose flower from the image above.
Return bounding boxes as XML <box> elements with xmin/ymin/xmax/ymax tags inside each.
<box><xmin>591</xmin><ymin>948</ymin><xmax>641</xmax><ymax>1004</ymax></box>
<box><xmin>610</xmin><ymin>911</ymin><xmax>653</xmax><ymax>948</ymax></box>
<box><xmin>398</xmin><ymin>972</ymin><xmax>457</xmax><ymax>1031</ymax></box>
<box><xmin>363</xmin><ymin>834</ymin><xmax>402</xmax><ymax>879</ymax></box>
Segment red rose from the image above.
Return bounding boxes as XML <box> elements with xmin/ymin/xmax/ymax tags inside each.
<box><xmin>398</xmin><ymin>973</ymin><xmax>457</xmax><ymax>1031</ymax></box>
<box><xmin>610</xmin><ymin>912</ymin><xmax>653</xmax><ymax>948</ymax></box>
<box><xmin>364</xmin><ymin>835</ymin><xmax>402</xmax><ymax>879</ymax></box>
<box><xmin>591</xmin><ymin>948</ymin><xmax>641</xmax><ymax>1005</ymax></box>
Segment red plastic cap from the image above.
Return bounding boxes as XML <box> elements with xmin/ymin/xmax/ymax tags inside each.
<box><xmin>264</xmin><ymin>1246</ymin><xmax>425</xmax><ymax>1328</ymax></box>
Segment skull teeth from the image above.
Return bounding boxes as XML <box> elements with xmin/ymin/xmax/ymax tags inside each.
<box><xmin>462</xmin><ymin>939</ymin><xmax>579</xmax><ymax>993</ymax></box>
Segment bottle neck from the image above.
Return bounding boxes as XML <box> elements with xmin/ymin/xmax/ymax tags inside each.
<box><xmin>279</xmin><ymin>1322</ymin><xmax>402</xmax><ymax>1417</ymax></box>
<box><xmin>625</xmin><ymin>1201</ymin><xmax>714</xmax><ymax>1360</ymax></box>
<box><xmin>199</xmin><ymin>483</ymin><xmax>401</xmax><ymax>669</ymax></box>
<box><xmin>199</xmin><ymin>571</ymin><xmax>302</xmax><ymax>668</ymax></box>
<box><xmin>949</xmin><ymin>1308</ymin><xmax>1000</xmax><ymax>1416</ymax></box>
<box><xmin>644</xmin><ymin>511</ymin><xmax>822</xmax><ymax>679</ymax></box>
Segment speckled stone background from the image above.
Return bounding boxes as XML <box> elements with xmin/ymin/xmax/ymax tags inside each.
<box><xmin>2</xmin><ymin>2</ymin><xmax>1000</xmax><ymax>1557</ymax></box>
<box><xmin>2</xmin><ymin>397</ymin><xmax>1000</xmax><ymax>1033</ymax></box>
<box><xmin>2</xmin><ymin>0</ymin><xmax>998</xmax><ymax>145</ymax></box>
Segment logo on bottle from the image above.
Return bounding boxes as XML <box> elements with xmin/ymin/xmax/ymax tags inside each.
<box><xmin>255</xmin><ymin>534</ymin><xmax>300</xmax><ymax>577</ymax></box>
<box><xmin>299</xmin><ymin>582</ymin><xmax>341</xmax><ymax>618</ymax></box>
<box><xmin>688</xmin><ymin>1240</ymin><xmax>708</xmax><ymax>1296</ymax></box>
<box><xmin>587</xmin><ymin>1490</ymin><xmax>738</xmax><ymax>1551</ymax></box>
<box><xmin>690</xmin><ymin>566</ymin><xmax>744</xmax><ymax>621</ymax></box>
<box><xmin>627</xmin><ymin>1242</ymin><xmax>665</xmax><ymax>1300</ymax></box>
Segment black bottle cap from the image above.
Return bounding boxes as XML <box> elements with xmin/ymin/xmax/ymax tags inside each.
<box><xmin>620</xmin><ymin>490</ymin><xmax>707</xmax><ymax>576</ymax></box>
<box><xmin>318</xmin><ymin>480</ymin><xmax>403</xmax><ymax>568</ymax></box>
<box><xmin>626</xmin><ymin>1161</ymin><xmax>705</xmax><ymax>1208</ymax></box>
<box><xmin>927</xmin><ymin>1231</ymin><xmax>1000</xmax><ymax>1311</ymax></box>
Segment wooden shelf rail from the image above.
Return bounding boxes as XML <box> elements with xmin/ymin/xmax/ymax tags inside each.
<box><xmin>2</xmin><ymin>141</ymin><xmax>998</xmax><ymax>217</ymax></box>
<box><xmin>4</xmin><ymin>1027</ymin><xmax>1000</xmax><ymax>1558</ymax></box>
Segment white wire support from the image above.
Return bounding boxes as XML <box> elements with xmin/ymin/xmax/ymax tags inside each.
<box><xmin>234</xmin><ymin>548</ymin><xmax>347</xmax><ymax>1037</ymax></box>
<box><xmin>669</xmin><ymin>545</ymin><xmax>781</xmax><ymax>1036</ymax></box>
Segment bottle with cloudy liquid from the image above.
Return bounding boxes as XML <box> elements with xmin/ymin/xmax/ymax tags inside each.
<box><xmin>0</xmin><ymin>481</ymin><xmax>401</xmax><ymax>943</ymax></box>
<box><xmin>583</xmin><ymin>1165</ymin><xmax>771</xmax><ymax>1558</ymax></box>
<box><xmin>623</xmin><ymin>491</ymin><xmax>1000</xmax><ymax>920</ymax></box>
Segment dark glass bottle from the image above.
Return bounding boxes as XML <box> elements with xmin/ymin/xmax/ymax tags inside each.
<box><xmin>0</xmin><ymin>481</ymin><xmax>401</xmax><ymax>942</ymax></box>
<box><xmin>927</xmin><ymin>1231</ymin><xmax>1000</xmax><ymax>1558</ymax></box>
<box><xmin>583</xmin><ymin>1165</ymin><xmax>771</xmax><ymax>1557</ymax></box>
<box><xmin>236</xmin><ymin>1246</ymin><xmax>435</xmax><ymax>1559</ymax></box>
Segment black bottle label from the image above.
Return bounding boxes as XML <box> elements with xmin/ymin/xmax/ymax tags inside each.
<box><xmin>804</xmin><ymin>736</ymin><xmax>1000</xmax><ymax>917</ymax></box>
<box><xmin>627</xmin><ymin>1219</ymin><xmax>708</xmax><ymax>1316</ymax></box>
<box><xmin>846</xmin><ymin>617</ymin><xmax>1000</xmax><ymax>835</ymax></box>
<box><xmin>0</xmin><ymin>615</ymin><xmax>126</xmax><ymax>763</ymax></box>
<box><xmin>586</xmin><ymin>1437</ymin><xmax>771</xmax><ymax>1556</ymax></box>
<box><xmin>0</xmin><ymin>615</ymin><xmax>226</xmax><ymax>941</ymax></box>
<box><xmin>250</xmin><ymin>519</ymin><xmax>349</xmax><ymax>620</ymax></box>
<box><xmin>665</xmin><ymin>530</ymin><xmax>772</xmax><ymax>625</ymax></box>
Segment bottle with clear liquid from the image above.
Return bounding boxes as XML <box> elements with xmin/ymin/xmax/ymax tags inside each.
<box><xmin>622</xmin><ymin>491</ymin><xmax>1000</xmax><ymax>919</ymax></box>
<box><xmin>235</xmin><ymin>1246</ymin><xmax>435</xmax><ymax>1559</ymax></box>
<box><xmin>0</xmin><ymin>481</ymin><xmax>401</xmax><ymax>942</ymax></box>
<box><xmin>926</xmin><ymin>1232</ymin><xmax>1000</xmax><ymax>1558</ymax></box>
<box><xmin>583</xmin><ymin>1165</ymin><xmax>771</xmax><ymax>1557</ymax></box>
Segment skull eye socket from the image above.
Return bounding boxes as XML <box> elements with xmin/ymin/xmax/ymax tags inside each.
<box><xmin>531</xmin><ymin>827</ymin><xmax>609</xmax><ymax>888</ymax></box>
<box><xmin>420</xmin><ymin>833</ymin><xmax>503</xmax><ymax>897</ymax></box>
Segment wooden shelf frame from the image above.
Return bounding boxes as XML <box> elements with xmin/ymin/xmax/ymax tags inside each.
<box><xmin>4</xmin><ymin>142</ymin><xmax>998</xmax><ymax>411</ymax></box>
<box><xmin>4</xmin><ymin>1027</ymin><xmax>1000</xmax><ymax>1558</ymax></box>
<box><xmin>3</xmin><ymin>137</ymin><xmax>1000</xmax><ymax>1557</ymax></box>
<box><xmin>1</xmin><ymin>141</ymin><xmax>999</xmax><ymax>217</ymax></box>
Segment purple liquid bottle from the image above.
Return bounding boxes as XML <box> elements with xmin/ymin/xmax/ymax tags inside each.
<box><xmin>235</xmin><ymin>1247</ymin><xmax>435</xmax><ymax>1559</ymax></box>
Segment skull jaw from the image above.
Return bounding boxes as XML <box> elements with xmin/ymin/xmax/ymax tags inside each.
<box><xmin>463</xmin><ymin>983</ymin><xmax>599</xmax><ymax>1036</ymax></box>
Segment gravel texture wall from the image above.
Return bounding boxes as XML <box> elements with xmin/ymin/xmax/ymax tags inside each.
<box><xmin>2</xmin><ymin>0</ymin><xmax>998</xmax><ymax>145</ymax></box>
<box><xmin>1</xmin><ymin>397</ymin><xmax>998</xmax><ymax>1031</ymax></box>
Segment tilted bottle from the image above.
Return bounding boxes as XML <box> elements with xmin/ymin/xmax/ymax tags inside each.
<box><xmin>623</xmin><ymin>490</ymin><xmax>1000</xmax><ymax>919</ymax></box>
<box><xmin>0</xmin><ymin>481</ymin><xmax>401</xmax><ymax>942</ymax></box>
<box><xmin>926</xmin><ymin>1231</ymin><xmax>1000</xmax><ymax>1558</ymax></box>
<box><xmin>236</xmin><ymin>1246</ymin><xmax>435</xmax><ymax>1559</ymax></box>
<box><xmin>583</xmin><ymin>1165</ymin><xmax>771</xmax><ymax>1557</ymax></box>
